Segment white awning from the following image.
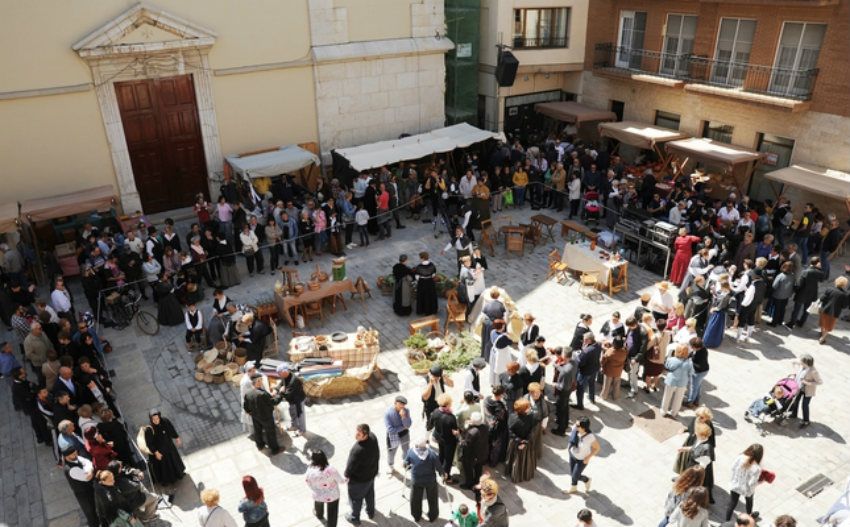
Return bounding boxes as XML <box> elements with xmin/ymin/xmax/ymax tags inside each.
<box><xmin>665</xmin><ymin>138</ymin><xmax>762</xmax><ymax>169</ymax></box>
<box><xmin>335</xmin><ymin>123</ymin><xmax>506</xmax><ymax>172</ymax></box>
<box><xmin>21</xmin><ymin>185</ymin><xmax>117</xmax><ymax>223</ymax></box>
<box><xmin>764</xmin><ymin>163</ymin><xmax>850</xmax><ymax>200</ymax></box>
<box><xmin>598</xmin><ymin>121</ymin><xmax>689</xmax><ymax>150</ymax></box>
<box><xmin>226</xmin><ymin>145</ymin><xmax>319</xmax><ymax>179</ymax></box>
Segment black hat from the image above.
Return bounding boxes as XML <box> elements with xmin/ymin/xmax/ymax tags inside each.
<box><xmin>61</xmin><ymin>446</ymin><xmax>78</xmax><ymax>456</ymax></box>
<box><xmin>429</xmin><ymin>365</ymin><xmax>443</xmax><ymax>377</ymax></box>
<box><xmin>471</xmin><ymin>357</ymin><xmax>486</xmax><ymax>370</ymax></box>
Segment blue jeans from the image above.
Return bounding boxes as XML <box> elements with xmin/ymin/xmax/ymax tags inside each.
<box><xmin>347</xmin><ymin>479</ymin><xmax>375</xmax><ymax>521</ymax></box>
<box><xmin>514</xmin><ymin>186</ymin><xmax>526</xmax><ymax>207</ymax></box>
<box><xmin>575</xmin><ymin>371</ymin><xmax>596</xmax><ymax>408</ymax></box>
<box><xmin>686</xmin><ymin>370</ymin><xmax>709</xmax><ymax>404</ymax></box>
<box><xmin>569</xmin><ymin>455</ymin><xmax>588</xmax><ymax>486</ymax></box>
<box><xmin>820</xmin><ymin>250</ymin><xmax>831</xmax><ymax>280</ymax></box>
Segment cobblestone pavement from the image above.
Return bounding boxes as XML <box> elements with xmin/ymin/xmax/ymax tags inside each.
<box><xmin>4</xmin><ymin>207</ymin><xmax>850</xmax><ymax>527</ymax></box>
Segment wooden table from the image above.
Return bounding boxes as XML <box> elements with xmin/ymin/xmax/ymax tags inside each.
<box><xmin>562</xmin><ymin>242</ymin><xmax>628</xmax><ymax>296</ymax></box>
<box><xmin>274</xmin><ymin>279</ymin><xmax>357</xmax><ymax>327</ymax></box>
<box><xmin>500</xmin><ymin>225</ymin><xmax>527</xmax><ymax>256</ymax></box>
<box><xmin>560</xmin><ymin>219</ymin><xmax>598</xmax><ymax>242</ymax></box>
<box><xmin>530</xmin><ymin>214</ymin><xmax>557</xmax><ymax>242</ymax></box>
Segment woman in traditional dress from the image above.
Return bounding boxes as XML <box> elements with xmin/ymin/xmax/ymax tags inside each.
<box><xmin>480</xmin><ymin>289</ymin><xmax>505</xmax><ymax>360</ymax></box>
<box><xmin>215</xmin><ymin>233</ymin><xmax>241</xmax><ymax>288</ymax></box>
<box><xmin>670</xmin><ymin>229</ymin><xmax>702</xmax><ymax>285</ymax></box>
<box><xmin>679</xmin><ymin>406</ymin><xmax>716</xmax><ymax>503</ymax></box>
<box><xmin>458</xmin><ymin>256</ymin><xmax>477</xmax><ymax>309</ymax></box>
<box><xmin>488</xmin><ymin>320</ymin><xmax>514</xmax><ymax>387</ymax></box>
<box><xmin>471</xmin><ymin>247</ymin><xmax>487</xmax><ymax>301</ymax></box>
<box><xmin>505</xmin><ymin>399</ymin><xmax>536</xmax><ymax>483</ymax></box>
<box><xmin>483</xmin><ymin>384</ymin><xmax>509</xmax><ymax>467</ymax></box>
<box><xmin>525</xmin><ymin>382</ymin><xmax>548</xmax><ymax>460</ymax></box>
<box><xmin>143</xmin><ymin>410</ymin><xmax>185</xmax><ymax>486</ymax></box>
<box><xmin>154</xmin><ymin>275</ymin><xmax>184</xmax><ymax>326</ymax></box>
<box><xmin>392</xmin><ymin>254</ymin><xmax>414</xmax><ymax>316</ymax></box>
<box><xmin>703</xmin><ymin>282</ymin><xmax>732</xmax><ymax>348</ymax></box>
<box><xmin>414</xmin><ymin>252</ymin><xmax>438</xmax><ymax>316</ymax></box>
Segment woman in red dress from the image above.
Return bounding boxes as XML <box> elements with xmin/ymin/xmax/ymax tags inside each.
<box><xmin>670</xmin><ymin>228</ymin><xmax>702</xmax><ymax>285</ymax></box>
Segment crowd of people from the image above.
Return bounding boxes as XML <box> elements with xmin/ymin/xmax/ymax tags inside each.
<box><xmin>2</xmin><ymin>128</ymin><xmax>848</xmax><ymax>527</ymax></box>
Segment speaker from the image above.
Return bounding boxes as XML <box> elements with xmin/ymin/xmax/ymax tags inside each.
<box><xmin>495</xmin><ymin>51</ymin><xmax>519</xmax><ymax>87</ymax></box>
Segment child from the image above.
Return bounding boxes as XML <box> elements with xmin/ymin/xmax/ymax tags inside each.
<box><xmin>576</xmin><ymin>508</ymin><xmax>597</xmax><ymax>527</ymax></box>
<box><xmin>447</xmin><ymin>503</ymin><xmax>478</xmax><ymax>527</ymax></box>
<box><xmin>355</xmin><ymin>204</ymin><xmax>370</xmax><ymax>247</ymax></box>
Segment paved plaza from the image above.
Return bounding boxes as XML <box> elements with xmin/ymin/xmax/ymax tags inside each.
<box><xmin>2</xmin><ymin>208</ymin><xmax>849</xmax><ymax>527</ymax></box>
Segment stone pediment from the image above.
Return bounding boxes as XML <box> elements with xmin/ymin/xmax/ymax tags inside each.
<box><xmin>72</xmin><ymin>2</ymin><xmax>216</xmax><ymax>59</ymax></box>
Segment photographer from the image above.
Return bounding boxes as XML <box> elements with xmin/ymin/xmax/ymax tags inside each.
<box><xmin>107</xmin><ymin>460</ymin><xmax>159</xmax><ymax>523</ymax></box>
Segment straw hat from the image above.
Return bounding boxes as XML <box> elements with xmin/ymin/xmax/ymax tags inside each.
<box><xmin>657</xmin><ymin>281</ymin><xmax>670</xmax><ymax>292</ymax></box>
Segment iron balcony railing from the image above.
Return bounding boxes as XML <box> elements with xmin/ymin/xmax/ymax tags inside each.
<box><xmin>593</xmin><ymin>43</ymin><xmax>819</xmax><ymax>101</ymax></box>
<box><xmin>512</xmin><ymin>36</ymin><xmax>569</xmax><ymax>49</ymax></box>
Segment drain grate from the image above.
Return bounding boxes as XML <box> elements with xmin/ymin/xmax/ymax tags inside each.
<box><xmin>796</xmin><ymin>474</ymin><xmax>833</xmax><ymax>498</ymax></box>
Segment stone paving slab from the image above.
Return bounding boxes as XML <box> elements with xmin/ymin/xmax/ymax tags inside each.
<box><xmin>5</xmin><ymin>206</ymin><xmax>850</xmax><ymax>526</ymax></box>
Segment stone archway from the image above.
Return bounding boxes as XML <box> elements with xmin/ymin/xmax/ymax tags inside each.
<box><xmin>73</xmin><ymin>3</ymin><xmax>223</xmax><ymax>213</ymax></box>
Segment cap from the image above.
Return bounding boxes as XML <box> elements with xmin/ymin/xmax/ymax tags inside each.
<box><xmin>61</xmin><ymin>446</ymin><xmax>78</xmax><ymax>456</ymax></box>
<box><xmin>471</xmin><ymin>357</ymin><xmax>486</xmax><ymax>370</ymax></box>
<box><xmin>429</xmin><ymin>365</ymin><xmax>443</xmax><ymax>377</ymax></box>
<box><xmin>395</xmin><ymin>395</ymin><xmax>408</xmax><ymax>405</ymax></box>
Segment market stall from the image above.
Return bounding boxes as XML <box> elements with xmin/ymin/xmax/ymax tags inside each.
<box><xmin>534</xmin><ymin>101</ymin><xmax>617</xmax><ymax>141</ymax></box>
<box><xmin>598</xmin><ymin>120</ymin><xmax>689</xmax><ymax>170</ymax></box>
<box><xmin>0</xmin><ymin>203</ymin><xmax>20</xmax><ymax>237</ymax></box>
<box><xmin>664</xmin><ymin>138</ymin><xmax>763</xmax><ymax>197</ymax></box>
<box><xmin>281</xmin><ymin>330</ymin><xmax>380</xmax><ymax>399</ymax></box>
<box><xmin>764</xmin><ymin>163</ymin><xmax>850</xmax><ymax>257</ymax></box>
<box><xmin>331</xmin><ymin>123</ymin><xmax>506</xmax><ymax>184</ymax></box>
<box><xmin>20</xmin><ymin>185</ymin><xmax>118</xmax><ymax>283</ymax></box>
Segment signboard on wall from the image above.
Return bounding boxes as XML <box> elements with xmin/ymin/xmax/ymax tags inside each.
<box><xmin>456</xmin><ymin>43</ymin><xmax>472</xmax><ymax>58</ymax></box>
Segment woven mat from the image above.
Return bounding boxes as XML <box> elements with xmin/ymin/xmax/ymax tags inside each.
<box><xmin>632</xmin><ymin>407</ymin><xmax>684</xmax><ymax>443</ymax></box>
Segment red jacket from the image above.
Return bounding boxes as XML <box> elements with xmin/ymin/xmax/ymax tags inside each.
<box><xmin>86</xmin><ymin>440</ymin><xmax>117</xmax><ymax>470</ymax></box>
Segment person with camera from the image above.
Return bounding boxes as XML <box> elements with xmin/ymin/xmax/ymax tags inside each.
<box><xmin>384</xmin><ymin>395</ymin><xmax>412</xmax><ymax>476</ymax></box>
<box><xmin>106</xmin><ymin>460</ymin><xmax>159</xmax><ymax>523</ymax></box>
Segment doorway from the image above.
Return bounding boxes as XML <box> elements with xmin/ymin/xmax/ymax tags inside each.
<box><xmin>749</xmin><ymin>133</ymin><xmax>795</xmax><ymax>203</ymax></box>
<box><xmin>610</xmin><ymin>100</ymin><xmax>625</xmax><ymax>121</ymax></box>
<box><xmin>115</xmin><ymin>74</ymin><xmax>208</xmax><ymax>213</ymax></box>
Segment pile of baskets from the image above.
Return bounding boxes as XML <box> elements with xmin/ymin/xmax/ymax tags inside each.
<box><xmin>193</xmin><ymin>341</ymin><xmax>245</xmax><ymax>386</ymax></box>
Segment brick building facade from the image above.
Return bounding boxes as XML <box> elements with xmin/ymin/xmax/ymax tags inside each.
<box><xmin>579</xmin><ymin>0</ymin><xmax>850</xmax><ymax>217</ymax></box>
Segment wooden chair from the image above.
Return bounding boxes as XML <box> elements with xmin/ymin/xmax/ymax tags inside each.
<box><xmin>301</xmin><ymin>301</ymin><xmax>324</xmax><ymax>326</ymax></box>
<box><xmin>546</xmin><ymin>250</ymin><xmax>570</xmax><ymax>283</ymax></box>
<box><xmin>578</xmin><ymin>271</ymin><xmax>601</xmax><ymax>298</ymax></box>
<box><xmin>444</xmin><ymin>289</ymin><xmax>467</xmax><ymax>334</ymax></box>
<box><xmin>608</xmin><ymin>262</ymin><xmax>629</xmax><ymax>295</ymax></box>
<box><xmin>492</xmin><ymin>215</ymin><xmax>514</xmax><ymax>242</ymax></box>
<box><xmin>409</xmin><ymin>315</ymin><xmax>440</xmax><ymax>336</ymax></box>
<box><xmin>505</xmin><ymin>230</ymin><xmax>524</xmax><ymax>256</ymax></box>
<box><xmin>522</xmin><ymin>223</ymin><xmax>542</xmax><ymax>250</ymax></box>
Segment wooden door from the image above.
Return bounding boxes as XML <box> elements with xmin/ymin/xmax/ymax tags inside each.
<box><xmin>116</xmin><ymin>74</ymin><xmax>208</xmax><ymax>213</ymax></box>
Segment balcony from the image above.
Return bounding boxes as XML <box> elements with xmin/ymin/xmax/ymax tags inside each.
<box><xmin>513</xmin><ymin>36</ymin><xmax>569</xmax><ymax>49</ymax></box>
<box><xmin>593</xmin><ymin>43</ymin><xmax>818</xmax><ymax>110</ymax></box>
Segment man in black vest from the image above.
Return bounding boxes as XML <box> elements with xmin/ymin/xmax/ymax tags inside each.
<box><xmin>277</xmin><ymin>364</ymin><xmax>307</xmax><ymax>436</ymax></box>
<box><xmin>551</xmin><ymin>348</ymin><xmax>575</xmax><ymax>436</ymax></box>
<box><xmin>462</xmin><ymin>358</ymin><xmax>487</xmax><ymax>401</ymax></box>
<box><xmin>421</xmin><ymin>365</ymin><xmax>455</xmax><ymax>422</ymax></box>
<box><xmin>736</xmin><ymin>269</ymin><xmax>767</xmax><ymax>343</ymax></box>
<box><xmin>242</xmin><ymin>373</ymin><xmax>284</xmax><ymax>455</ymax></box>
<box><xmin>62</xmin><ymin>446</ymin><xmax>99</xmax><ymax>527</ymax></box>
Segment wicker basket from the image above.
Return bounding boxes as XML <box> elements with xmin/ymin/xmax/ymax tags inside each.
<box><xmin>231</xmin><ymin>372</ymin><xmax>243</xmax><ymax>386</ymax></box>
<box><xmin>194</xmin><ymin>371</ymin><xmax>204</xmax><ymax>382</ymax></box>
<box><xmin>193</xmin><ymin>353</ymin><xmax>204</xmax><ymax>365</ymax></box>
<box><xmin>197</xmin><ymin>359</ymin><xmax>210</xmax><ymax>371</ymax></box>
<box><xmin>304</xmin><ymin>376</ymin><xmax>367</xmax><ymax>399</ymax></box>
<box><xmin>233</xmin><ymin>347</ymin><xmax>248</xmax><ymax>366</ymax></box>
<box><xmin>223</xmin><ymin>369</ymin><xmax>234</xmax><ymax>382</ymax></box>
<box><xmin>308</xmin><ymin>281</ymin><xmax>321</xmax><ymax>291</ymax></box>
<box><xmin>202</xmin><ymin>362</ymin><xmax>216</xmax><ymax>373</ymax></box>
<box><xmin>203</xmin><ymin>372</ymin><xmax>213</xmax><ymax>383</ymax></box>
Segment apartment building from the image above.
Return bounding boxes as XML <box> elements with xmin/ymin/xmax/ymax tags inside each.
<box><xmin>478</xmin><ymin>0</ymin><xmax>589</xmax><ymax>138</ymax></box>
<box><xmin>581</xmin><ymin>0</ymin><xmax>850</xmax><ymax>215</ymax></box>
<box><xmin>0</xmin><ymin>0</ymin><xmax>450</xmax><ymax>213</ymax></box>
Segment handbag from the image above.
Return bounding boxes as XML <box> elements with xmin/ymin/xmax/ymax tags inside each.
<box><xmin>673</xmin><ymin>448</ymin><xmax>690</xmax><ymax>474</ymax></box>
<box><xmin>758</xmin><ymin>469</ymin><xmax>776</xmax><ymax>484</ymax></box>
<box><xmin>807</xmin><ymin>299</ymin><xmax>821</xmax><ymax>315</ymax></box>
<box><xmin>502</xmin><ymin>188</ymin><xmax>514</xmax><ymax>206</ymax></box>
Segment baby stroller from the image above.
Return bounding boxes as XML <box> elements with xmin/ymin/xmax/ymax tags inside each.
<box><xmin>582</xmin><ymin>189</ymin><xmax>601</xmax><ymax>224</ymax></box>
<box><xmin>744</xmin><ymin>375</ymin><xmax>800</xmax><ymax>431</ymax></box>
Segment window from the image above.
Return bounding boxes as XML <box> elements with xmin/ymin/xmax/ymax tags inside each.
<box><xmin>660</xmin><ymin>14</ymin><xmax>697</xmax><ymax>76</ymax></box>
<box><xmin>655</xmin><ymin>110</ymin><xmax>681</xmax><ymax>130</ymax></box>
<box><xmin>616</xmin><ymin>10</ymin><xmax>647</xmax><ymax>69</ymax></box>
<box><xmin>769</xmin><ymin>22</ymin><xmax>826</xmax><ymax>97</ymax></box>
<box><xmin>513</xmin><ymin>8</ymin><xmax>570</xmax><ymax>49</ymax></box>
<box><xmin>711</xmin><ymin>18</ymin><xmax>757</xmax><ymax>87</ymax></box>
<box><xmin>702</xmin><ymin>121</ymin><xmax>734</xmax><ymax>144</ymax></box>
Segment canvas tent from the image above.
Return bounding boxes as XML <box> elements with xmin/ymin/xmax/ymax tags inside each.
<box><xmin>334</xmin><ymin>123</ymin><xmax>506</xmax><ymax>172</ymax></box>
<box><xmin>225</xmin><ymin>145</ymin><xmax>319</xmax><ymax>179</ymax></box>
<box><xmin>20</xmin><ymin>185</ymin><xmax>117</xmax><ymax>223</ymax></box>
<box><xmin>533</xmin><ymin>101</ymin><xmax>617</xmax><ymax>125</ymax></box>
<box><xmin>664</xmin><ymin>138</ymin><xmax>763</xmax><ymax>195</ymax></box>
<box><xmin>599</xmin><ymin>121</ymin><xmax>688</xmax><ymax>150</ymax></box>
<box><xmin>0</xmin><ymin>203</ymin><xmax>19</xmax><ymax>234</ymax></box>
<box><xmin>764</xmin><ymin>164</ymin><xmax>850</xmax><ymax>202</ymax></box>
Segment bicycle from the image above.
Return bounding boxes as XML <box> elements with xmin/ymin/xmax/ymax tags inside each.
<box><xmin>106</xmin><ymin>288</ymin><xmax>160</xmax><ymax>335</ymax></box>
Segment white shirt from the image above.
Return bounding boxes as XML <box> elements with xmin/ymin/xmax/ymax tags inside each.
<box><xmin>569</xmin><ymin>432</ymin><xmax>597</xmax><ymax>460</ymax></box>
<box><xmin>568</xmin><ymin>178</ymin><xmax>581</xmax><ymax>200</ymax></box>
<box><xmin>185</xmin><ymin>309</ymin><xmax>204</xmax><ymax>331</ymax></box>
<box><xmin>51</xmin><ymin>288</ymin><xmax>72</xmax><ymax>313</ymax></box>
<box><xmin>67</xmin><ymin>456</ymin><xmax>94</xmax><ymax>482</ymax></box>
<box><xmin>668</xmin><ymin>207</ymin><xmax>685</xmax><ymax>226</ymax></box>
<box><xmin>717</xmin><ymin>206</ymin><xmax>740</xmax><ymax>225</ymax></box>
<box><xmin>125</xmin><ymin>237</ymin><xmax>144</xmax><ymax>256</ymax></box>
<box><xmin>239</xmin><ymin>231</ymin><xmax>259</xmax><ymax>253</ymax></box>
<box><xmin>458</xmin><ymin>176</ymin><xmax>477</xmax><ymax>199</ymax></box>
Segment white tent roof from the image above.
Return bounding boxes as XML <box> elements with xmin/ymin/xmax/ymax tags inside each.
<box><xmin>765</xmin><ymin>163</ymin><xmax>850</xmax><ymax>200</ymax></box>
<box><xmin>335</xmin><ymin>123</ymin><xmax>506</xmax><ymax>172</ymax></box>
<box><xmin>598</xmin><ymin>121</ymin><xmax>689</xmax><ymax>149</ymax></box>
<box><xmin>226</xmin><ymin>145</ymin><xmax>319</xmax><ymax>179</ymax></box>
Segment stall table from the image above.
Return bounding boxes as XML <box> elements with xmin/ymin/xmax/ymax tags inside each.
<box><xmin>562</xmin><ymin>242</ymin><xmax>628</xmax><ymax>296</ymax></box>
<box><xmin>274</xmin><ymin>279</ymin><xmax>357</xmax><ymax>327</ymax></box>
<box><xmin>530</xmin><ymin>214</ymin><xmax>558</xmax><ymax>243</ymax></box>
<box><xmin>560</xmin><ymin>220</ymin><xmax>598</xmax><ymax>241</ymax></box>
<box><xmin>285</xmin><ymin>332</ymin><xmax>380</xmax><ymax>399</ymax></box>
